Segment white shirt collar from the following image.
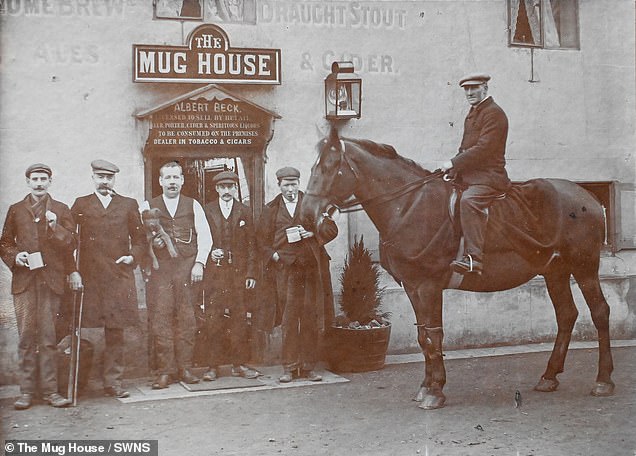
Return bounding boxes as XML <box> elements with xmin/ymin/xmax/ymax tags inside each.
<box><xmin>94</xmin><ymin>190</ymin><xmax>112</xmax><ymax>208</ymax></box>
<box><xmin>162</xmin><ymin>194</ymin><xmax>180</xmax><ymax>217</ymax></box>
<box><xmin>219</xmin><ymin>197</ymin><xmax>234</xmax><ymax>219</ymax></box>
<box><xmin>284</xmin><ymin>196</ymin><xmax>297</xmax><ymax>216</ymax></box>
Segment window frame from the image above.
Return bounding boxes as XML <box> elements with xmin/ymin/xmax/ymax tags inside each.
<box><xmin>507</xmin><ymin>0</ymin><xmax>581</xmax><ymax>51</ymax></box>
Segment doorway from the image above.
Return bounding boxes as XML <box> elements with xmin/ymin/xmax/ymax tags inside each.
<box><xmin>144</xmin><ymin>146</ymin><xmax>263</xmax><ymax>218</ymax></box>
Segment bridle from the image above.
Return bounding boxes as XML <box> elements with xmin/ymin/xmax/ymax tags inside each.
<box><xmin>305</xmin><ymin>138</ymin><xmax>446</xmax><ymax>213</ymax></box>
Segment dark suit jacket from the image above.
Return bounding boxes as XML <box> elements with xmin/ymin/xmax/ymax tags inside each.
<box><xmin>203</xmin><ymin>199</ymin><xmax>257</xmax><ymax>281</ymax></box>
<box><xmin>256</xmin><ymin>191</ymin><xmax>337</xmax><ymax>329</ymax></box>
<box><xmin>0</xmin><ymin>194</ymin><xmax>76</xmax><ymax>295</ymax></box>
<box><xmin>451</xmin><ymin>96</ymin><xmax>511</xmax><ymax>192</ymax></box>
<box><xmin>71</xmin><ymin>193</ymin><xmax>145</xmax><ymax>328</ymax></box>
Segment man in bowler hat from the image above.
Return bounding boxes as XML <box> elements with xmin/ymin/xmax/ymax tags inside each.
<box><xmin>201</xmin><ymin>171</ymin><xmax>258</xmax><ymax>381</ymax></box>
<box><xmin>0</xmin><ymin>163</ymin><xmax>76</xmax><ymax>409</ymax></box>
<box><xmin>71</xmin><ymin>160</ymin><xmax>146</xmax><ymax>398</ymax></box>
<box><xmin>257</xmin><ymin>166</ymin><xmax>337</xmax><ymax>383</ymax></box>
<box><xmin>440</xmin><ymin>73</ymin><xmax>512</xmax><ymax>274</ymax></box>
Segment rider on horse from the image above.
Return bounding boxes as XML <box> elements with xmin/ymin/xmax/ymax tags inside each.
<box><xmin>441</xmin><ymin>73</ymin><xmax>511</xmax><ymax>274</ymax></box>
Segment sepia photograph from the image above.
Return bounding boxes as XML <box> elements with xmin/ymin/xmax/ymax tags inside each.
<box><xmin>1</xmin><ymin>0</ymin><xmax>634</xmax><ymax>455</ymax></box>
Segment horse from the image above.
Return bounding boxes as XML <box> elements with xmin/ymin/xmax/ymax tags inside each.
<box><xmin>300</xmin><ymin>129</ymin><xmax>615</xmax><ymax>410</ymax></box>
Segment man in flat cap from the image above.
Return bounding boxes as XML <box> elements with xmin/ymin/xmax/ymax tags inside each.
<box><xmin>144</xmin><ymin>161</ymin><xmax>212</xmax><ymax>389</ymax></box>
<box><xmin>201</xmin><ymin>170</ymin><xmax>258</xmax><ymax>381</ymax></box>
<box><xmin>440</xmin><ymin>73</ymin><xmax>511</xmax><ymax>274</ymax></box>
<box><xmin>70</xmin><ymin>160</ymin><xmax>146</xmax><ymax>398</ymax></box>
<box><xmin>257</xmin><ymin>166</ymin><xmax>337</xmax><ymax>383</ymax></box>
<box><xmin>0</xmin><ymin>164</ymin><xmax>76</xmax><ymax>409</ymax></box>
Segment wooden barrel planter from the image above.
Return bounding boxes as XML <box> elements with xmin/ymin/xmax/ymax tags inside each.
<box><xmin>324</xmin><ymin>323</ymin><xmax>391</xmax><ymax>373</ymax></box>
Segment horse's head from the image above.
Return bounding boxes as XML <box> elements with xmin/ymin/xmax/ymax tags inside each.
<box><xmin>300</xmin><ymin>128</ymin><xmax>357</xmax><ymax>236</ymax></box>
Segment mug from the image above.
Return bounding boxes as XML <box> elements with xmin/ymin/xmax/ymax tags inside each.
<box><xmin>285</xmin><ymin>226</ymin><xmax>302</xmax><ymax>243</ymax></box>
<box><xmin>27</xmin><ymin>252</ymin><xmax>44</xmax><ymax>270</ymax></box>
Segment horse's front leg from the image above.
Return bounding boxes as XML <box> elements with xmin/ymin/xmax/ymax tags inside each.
<box><xmin>407</xmin><ymin>282</ymin><xmax>446</xmax><ymax>410</ymax></box>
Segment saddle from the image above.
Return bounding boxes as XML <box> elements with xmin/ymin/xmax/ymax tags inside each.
<box><xmin>447</xmin><ymin>186</ymin><xmax>507</xmax><ymax>226</ymax></box>
<box><xmin>447</xmin><ymin>181</ymin><xmax>562</xmax><ymax>268</ymax></box>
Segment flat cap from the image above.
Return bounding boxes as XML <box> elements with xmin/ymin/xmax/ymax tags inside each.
<box><xmin>213</xmin><ymin>170</ymin><xmax>239</xmax><ymax>185</ymax></box>
<box><xmin>25</xmin><ymin>163</ymin><xmax>52</xmax><ymax>177</ymax></box>
<box><xmin>275</xmin><ymin>166</ymin><xmax>301</xmax><ymax>180</ymax></box>
<box><xmin>459</xmin><ymin>73</ymin><xmax>491</xmax><ymax>87</ymax></box>
<box><xmin>91</xmin><ymin>159</ymin><xmax>120</xmax><ymax>175</ymax></box>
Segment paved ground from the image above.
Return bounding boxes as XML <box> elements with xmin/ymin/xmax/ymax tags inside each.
<box><xmin>2</xmin><ymin>341</ymin><xmax>635</xmax><ymax>456</ymax></box>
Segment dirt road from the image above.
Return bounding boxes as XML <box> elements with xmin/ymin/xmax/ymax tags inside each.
<box><xmin>2</xmin><ymin>346</ymin><xmax>634</xmax><ymax>456</ymax></box>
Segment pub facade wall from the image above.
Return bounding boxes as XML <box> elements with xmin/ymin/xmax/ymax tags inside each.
<box><xmin>1</xmin><ymin>0</ymin><xmax>634</xmax><ymax>383</ymax></box>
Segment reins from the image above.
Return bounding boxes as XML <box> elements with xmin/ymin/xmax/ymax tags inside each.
<box><xmin>306</xmin><ymin>138</ymin><xmax>446</xmax><ymax>213</ymax></box>
<box><xmin>336</xmin><ymin>170</ymin><xmax>445</xmax><ymax>213</ymax></box>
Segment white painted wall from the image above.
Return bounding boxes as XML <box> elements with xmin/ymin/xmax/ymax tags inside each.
<box><xmin>1</xmin><ymin>1</ymin><xmax>634</xmax><ymax>381</ymax></box>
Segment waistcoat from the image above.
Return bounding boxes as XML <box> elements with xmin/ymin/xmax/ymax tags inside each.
<box><xmin>150</xmin><ymin>195</ymin><xmax>198</xmax><ymax>259</ymax></box>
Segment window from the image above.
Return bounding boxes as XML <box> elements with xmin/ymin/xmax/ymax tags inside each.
<box><xmin>577</xmin><ymin>182</ymin><xmax>636</xmax><ymax>253</ymax></box>
<box><xmin>508</xmin><ymin>0</ymin><xmax>580</xmax><ymax>49</ymax></box>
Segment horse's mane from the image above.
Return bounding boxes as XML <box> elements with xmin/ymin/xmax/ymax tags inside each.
<box><xmin>346</xmin><ymin>138</ymin><xmax>431</xmax><ymax>177</ymax></box>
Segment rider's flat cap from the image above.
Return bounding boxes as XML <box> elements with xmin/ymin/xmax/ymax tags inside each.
<box><xmin>25</xmin><ymin>163</ymin><xmax>52</xmax><ymax>177</ymax></box>
<box><xmin>275</xmin><ymin>166</ymin><xmax>301</xmax><ymax>180</ymax></box>
<box><xmin>91</xmin><ymin>159</ymin><xmax>120</xmax><ymax>174</ymax></box>
<box><xmin>213</xmin><ymin>170</ymin><xmax>239</xmax><ymax>185</ymax></box>
<box><xmin>459</xmin><ymin>73</ymin><xmax>491</xmax><ymax>87</ymax></box>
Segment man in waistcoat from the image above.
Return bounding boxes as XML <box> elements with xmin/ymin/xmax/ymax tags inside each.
<box><xmin>257</xmin><ymin>167</ymin><xmax>337</xmax><ymax>383</ymax></box>
<box><xmin>146</xmin><ymin>161</ymin><xmax>212</xmax><ymax>389</ymax></box>
<box><xmin>0</xmin><ymin>163</ymin><xmax>75</xmax><ymax>409</ymax></box>
<box><xmin>71</xmin><ymin>160</ymin><xmax>146</xmax><ymax>398</ymax></box>
<box><xmin>201</xmin><ymin>171</ymin><xmax>258</xmax><ymax>381</ymax></box>
<box><xmin>440</xmin><ymin>73</ymin><xmax>511</xmax><ymax>274</ymax></box>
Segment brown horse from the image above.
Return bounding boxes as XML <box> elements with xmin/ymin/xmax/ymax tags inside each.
<box><xmin>300</xmin><ymin>129</ymin><xmax>615</xmax><ymax>410</ymax></box>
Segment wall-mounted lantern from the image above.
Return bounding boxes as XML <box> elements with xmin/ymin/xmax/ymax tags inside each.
<box><xmin>324</xmin><ymin>61</ymin><xmax>362</xmax><ymax>120</ymax></box>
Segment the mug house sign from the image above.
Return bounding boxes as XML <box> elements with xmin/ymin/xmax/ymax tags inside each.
<box><xmin>133</xmin><ymin>24</ymin><xmax>281</xmax><ymax>84</ymax></box>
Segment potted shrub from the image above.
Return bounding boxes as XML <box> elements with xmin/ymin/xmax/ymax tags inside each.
<box><xmin>324</xmin><ymin>236</ymin><xmax>391</xmax><ymax>373</ymax></box>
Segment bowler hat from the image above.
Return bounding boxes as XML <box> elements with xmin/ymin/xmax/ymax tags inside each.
<box><xmin>91</xmin><ymin>159</ymin><xmax>120</xmax><ymax>175</ymax></box>
<box><xmin>213</xmin><ymin>171</ymin><xmax>239</xmax><ymax>185</ymax></box>
<box><xmin>275</xmin><ymin>166</ymin><xmax>301</xmax><ymax>180</ymax></box>
<box><xmin>459</xmin><ymin>73</ymin><xmax>491</xmax><ymax>87</ymax></box>
<box><xmin>25</xmin><ymin>163</ymin><xmax>52</xmax><ymax>177</ymax></box>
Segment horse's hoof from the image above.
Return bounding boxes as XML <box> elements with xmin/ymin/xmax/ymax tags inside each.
<box><xmin>590</xmin><ymin>382</ymin><xmax>615</xmax><ymax>397</ymax></box>
<box><xmin>534</xmin><ymin>377</ymin><xmax>559</xmax><ymax>392</ymax></box>
<box><xmin>418</xmin><ymin>393</ymin><xmax>446</xmax><ymax>410</ymax></box>
<box><xmin>413</xmin><ymin>387</ymin><xmax>428</xmax><ymax>402</ymax></box>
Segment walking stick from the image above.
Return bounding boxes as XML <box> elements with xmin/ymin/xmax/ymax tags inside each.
<box><xmin>67</xmin><ymin>215</ymin><xmax>84</xmax><ymax>406</ymax></box>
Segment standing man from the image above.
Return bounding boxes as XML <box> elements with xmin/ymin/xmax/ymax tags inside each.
<box><xmin>201</xmin><ymin>171</ymin><xmax>258</xmax><ymax>381</ymax></box>
<box><xmin>146</xmin><ymin>161</ymin><xmax>212</xmax><ymax>389</ymax></box>
<box><xmin>71</xmin><ymin>160</ymin><xmax>146</xmax><ymax>398</ymax></box>
<box><xmin>257</xmin><ymin>167</ymin><xmax>337</xmax><ymax>383</ymax></box>
<box><xmin>0</xmin><ymin>164</ymin><xmax>75</xmax><ymax>409</ymax></box>
<box><xmin>441</xmin><ymin>73</ymin><xmax>512</xmax><ymax>274</ymax></box>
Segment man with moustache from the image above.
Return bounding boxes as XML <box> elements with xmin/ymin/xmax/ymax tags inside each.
<box><xmin>257</xmin><ymin>167</ymin><xmax>337</xmax><ymax>383</ymax></box>
<box><xmin>70</xmin><ymin>160</ymin><xmax>146</xmax><ymax>398</ymax></box>
<box><xmin>145</xmin><ymin>161</ymin><xmax>212</xmax><ymax>389</ymax></box>
<box><xmin>440</xmin><ymin>73</ymin><xmax>511</xmax><ymax>275</ymax></box>
<box><xmin>201</xmin><ymin>171</ymin><xmax>258</xmax><ymax>381</ymax></box>
<box><xmin>0</xmin><ymin>164</ymin><xmax>76</xmax><ymax>409</ymax></box>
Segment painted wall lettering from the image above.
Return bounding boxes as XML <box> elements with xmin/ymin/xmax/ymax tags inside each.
<box><xmin>258</xmin><ymin>1</ymin><xmax>406</xmax><ymax>30</ymax></box>
<box><xmin>300</xmin><ymin>51</ymin><xmax>395</xmax><ymax>74</ymax></box>
<box><xmin>1</xmin><ymin>0</ymin><xmax>135</xmax><ymax>16</ymax></box>
<box><xmin>34</xmin><ymin>44</ymin><xmax>99</xmax><ymax>64</ymax></box>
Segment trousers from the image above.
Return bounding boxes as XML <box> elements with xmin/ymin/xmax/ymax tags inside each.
<box><xmin>459</xmin><ymin>184</ymin><xmax>504</xmax><ymax>260</ymax></box>
<box><xmin>13</xmin><ymin>279</ymin><xmax>61</xmax><ymax>395</ymax></box>
<box><xmin>147</xmin><ymin>257</ymin><xmax>198</xmax><ymax>376</ymax></box>
<box><xmin>277</xmin><ymin>263</ymin><xmax>319</xmax><ymax>371</ymax></box>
